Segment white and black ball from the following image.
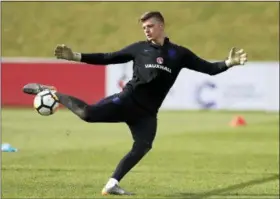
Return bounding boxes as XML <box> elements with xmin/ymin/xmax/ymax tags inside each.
<box><xmin>33</xmin><ymin>90</ymin><xmax>59</xmax><ymax>116</ymax></box>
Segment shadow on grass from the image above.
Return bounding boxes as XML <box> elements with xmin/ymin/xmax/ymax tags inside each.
<box><xmin>168</xmin><ymin>174</ymin><xmax>279</xmax><ymax>199</ymax></box>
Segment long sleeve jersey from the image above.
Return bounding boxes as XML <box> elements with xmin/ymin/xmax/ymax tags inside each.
<box><xmin>80</xmin><ymin>37</ymin><xmax>229</xmax><ymax>115</ymax></box>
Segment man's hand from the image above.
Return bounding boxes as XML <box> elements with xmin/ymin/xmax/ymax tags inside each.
<box><xmin>54</xmin><ymin>44</ymin><xmax>81</xmax><ymax>61</ymax></box>
<box><xmin>225</xmin><ymin>47</ymin><xmax>248</xmax><ymax>67</ymax></box>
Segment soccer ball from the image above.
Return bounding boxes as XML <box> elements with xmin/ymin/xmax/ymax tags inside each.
<box><xmin>33</xmin><ymin>90</ymin><xmax>59</xmax><ymax>116</ymax></box>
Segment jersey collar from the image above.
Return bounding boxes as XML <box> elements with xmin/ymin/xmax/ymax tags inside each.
<box><xmin>147</xmin><ymin>37</ymin><xmax>170</xmax><ymax>48</ymax></box>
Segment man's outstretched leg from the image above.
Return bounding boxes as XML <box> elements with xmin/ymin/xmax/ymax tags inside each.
<box><xmin>23</xmin><ymin>83</ymin><xmax>124</xmax><ymax>122</ymax></box>
<box><xmin>23</xmin><ymin>83</ymin><xmax>90</xmax><ymax>120</ymax></box>
<box><xmin>102</xmin><ymin>117</ymin><xmax>157</xmax><ymax>196</ymax></box>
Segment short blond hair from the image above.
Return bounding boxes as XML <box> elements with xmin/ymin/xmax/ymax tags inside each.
<box><xmin>139</xmin><ymin>11</ymin><xmax>165</xmax><ymax>24</ymax></box>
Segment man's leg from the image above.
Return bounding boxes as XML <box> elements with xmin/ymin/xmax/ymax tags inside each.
<box><xmin>55</xmin><ymin>92</ymin><xmax>125</xmax><ymax>122</ymax></box>
<box><xmin>23</xmin><ymin>83</ymin><xmax>155</xmax><ymax>195</ymax></box>
<box><xmin>102</xmin><ymin>116</ymin><xmax>157</xmax><ymax>195</ymax></box>
<box><xmin>23</xmin><ymin>83</ymin><xmax>125</xmax><ymax>122</ymax></box>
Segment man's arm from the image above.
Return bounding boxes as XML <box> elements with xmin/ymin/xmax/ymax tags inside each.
<box><xmin>180</xmin><ymin>47</ymin><xmax>229</xmax><ymax>75</ymax></box>
<box><xmin>54</xmin><ymin>42</ymin><xmax>141</xmax><ymax>65</ymax></box>
<box><xmin>80</xmin><ymin>42</ymin><xmax>141</xmax><ymax>65</ymax></box>
<box><xmin>180</xmin><ymin>47</ymin><xmax>247</xmax><ymax>76</ymax></box>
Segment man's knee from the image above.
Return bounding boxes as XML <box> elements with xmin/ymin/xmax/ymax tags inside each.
<box><xmin>131</xmin><ymin>140</ymin><xmax>153</xmax><ymax>156</ymax></box>
<box><xmin>76</xmin><ymin>106</ymin><xmax>93</xmax><ymax>122</ymax></box>
<box><xmin>77</xmin><ymin>104</ymin><xmax>119</xmax><ymax>123</ymax></box>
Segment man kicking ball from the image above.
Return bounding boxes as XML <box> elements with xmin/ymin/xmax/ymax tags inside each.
<box><xmin>23</xmin><ymin>11</ymin><xmax>247</xmax><ymax>195</ymax></box>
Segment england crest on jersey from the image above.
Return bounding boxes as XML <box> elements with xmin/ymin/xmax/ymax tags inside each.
<box><xmin>156</xmin><ymin>57</ymin><xmax>164</xmax><ymax>64</ymax></box>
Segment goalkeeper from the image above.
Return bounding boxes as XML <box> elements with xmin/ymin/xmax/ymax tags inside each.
<box><xmin>22</xmin><ymin>11</ymin><xmax>247</xmax><ymax>196</ymax></box>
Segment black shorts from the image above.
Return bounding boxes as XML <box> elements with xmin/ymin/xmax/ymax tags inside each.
<box><xmin>86</xmin><ymin>93</ymin><xmax>157</xmax><ymax>145</ymax></box>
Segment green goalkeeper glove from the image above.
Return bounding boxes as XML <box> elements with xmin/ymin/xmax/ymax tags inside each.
<box><xmin>54</xmin><ymin>44</ymin><xmax>81</xmax><ymax>61</ymax></box>
<box><xmin>225</xmin><ymin>47</ymin><xmax>248</xmax><ymax>67</ymax></box>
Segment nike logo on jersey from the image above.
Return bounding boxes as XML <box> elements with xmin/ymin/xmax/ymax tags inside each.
<box><xmin>144</xmin><ymin>49</ymin><xmax>152</xmax><ymax>52</ymax></box>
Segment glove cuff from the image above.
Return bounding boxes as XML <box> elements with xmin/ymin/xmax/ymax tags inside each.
<box><xmin>225</xmin><ymin>59</ymin><xmax>233</xmax><ymax>67</ymax></box>
<box><xmin>73</xmin><ymin>52</ymin><xmax>82</xmax><ymax>62</ymax></box>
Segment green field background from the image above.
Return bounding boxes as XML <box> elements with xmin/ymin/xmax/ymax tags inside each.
<box><xmin>2</xmin><ymin>2</ymin><xmax>279</xmax><ymax>60</ymax></box>
<box><xmin>2</xmin><ymin>110</ymin><xmax>279</xmax><ymax>198</ymax></box>
<box><xmin>1</xmin><ymin>2</ymin><xmax>279</xmax><ymax>198</ymax></box>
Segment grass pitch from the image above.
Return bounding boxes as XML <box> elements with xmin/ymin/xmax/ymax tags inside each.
<box><xmin>2</xmin><ymin>2</ymin><xmax>279</xmax><ymax>60</ymax></box>
<box><xmin>1</xmin><ymin>108</ymin><xmax>279</xmax><ymax>198</ymax></box>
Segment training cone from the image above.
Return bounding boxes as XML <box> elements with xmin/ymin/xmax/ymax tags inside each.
<box><xmin>1</xmin><ymin>143</ymin><xmax>18</xmax><ymax>152</ymax></box>
<box><xmin>230</xmin><ymin>116</ymin><xmax>247</xmax><ymax>127</ymax></box>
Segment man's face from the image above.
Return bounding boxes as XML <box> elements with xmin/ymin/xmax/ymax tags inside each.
<box><xmin>142</xmin><ymin>18</ymin><xmax>164</xmax><ymax>41</ymax></box>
